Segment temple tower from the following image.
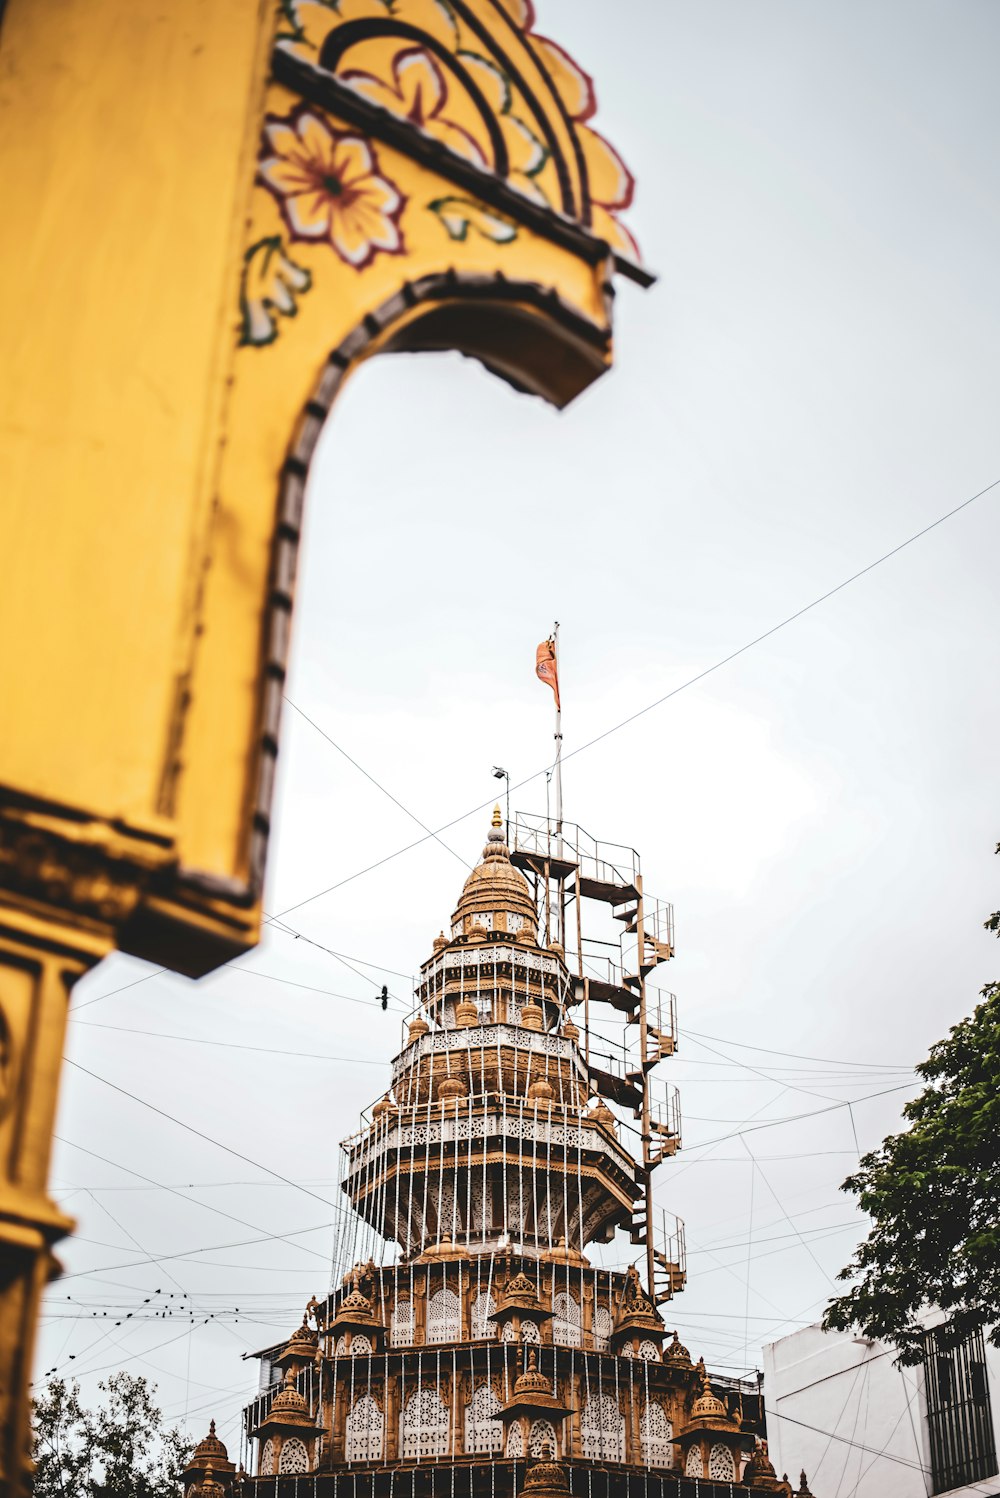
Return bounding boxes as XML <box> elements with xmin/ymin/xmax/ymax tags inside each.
<box><xmin>191</xmin><ymin>807</ymin><xmax>786</xmax><ymax>1494</ymax></box>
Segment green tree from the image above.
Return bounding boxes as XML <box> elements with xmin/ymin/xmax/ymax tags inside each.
<box><xmin>824</xmin><ymin>851</ymin><xmax>1000</xmax><ymax>1364</ymax></box>
<box><xmin>32</xmin><ymin>1371</ymin><xmax>191</xmax><ymax>1497</ymax></box>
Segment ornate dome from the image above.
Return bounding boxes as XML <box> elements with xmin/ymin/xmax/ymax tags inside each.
<box><xmin>524</xmin><ymin>1460</ymin><xmax>569</xmax><ymax>1492</ymax></box>
<box><xmin>271</xmin><ymin>1369</ymin><xmax>310</xmax><ymax>1417</ymax></box>
<box><xmin>664</xmin><ymin>1329</ymin><xmax>691</xmax><ymax>1363</ymax></box>
<box><xmin>691</xmin><ymin>1359</ymin><xmax>728</xmax><ymax>1419</ymax></box>
<box><xmin>192</xmin><ymin>1420</ymin><xmax>228</xmax><ymax>1466</ymax></box>
<box><xmin>514</xmin><ymin>1349</ymin><xmax>551</xmax><ymax>1396</ymax></box>
<box><xmin>745</xmin><ymin>1439</ymin><xmax>780</xmax><ymax>1484</ymax></box>
<box><xmin>283</xmin><ymin>1313</ymin><xmax>318</xmax><ymax>1359</ymax></box>
<box><xmin>450</xmin><ymin>808</ymin><xmax>538</xmax><ymax>937</ymax></box>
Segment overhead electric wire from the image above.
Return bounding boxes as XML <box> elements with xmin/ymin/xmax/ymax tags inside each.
<box><xmin>53</xmin><ymin>1135</ymin><xmax>333</xmax><ymax>1265</ymax></box>
<box><xmin>69</xmin><ymin>1018</ymin><xmax>386</xmax><ymax>1066</ymax></box>
<box><xmin>283</xmin><ymin>697</ymin><xmax>471</xmax><ymax>871</ymax></box>
<box><xmin>62</xmin><ymin>1059</ymin><xmax>349</xmax><ymax>1215</ymax></box>
<box><xmin>683</xmin><ymin>1080</ymin><xmax>918</xmax><ymax>1151</ymax></box>
<box><xmin>268</xmin><ymin>474</ymin><xmax>1000</xmax><ymax>922</ymax></box>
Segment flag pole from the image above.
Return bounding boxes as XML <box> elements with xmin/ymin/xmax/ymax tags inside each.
<box><xmin>552</xmin><ymin>620</ymin><xmax>563</xmax><ymax>845</ymax></box>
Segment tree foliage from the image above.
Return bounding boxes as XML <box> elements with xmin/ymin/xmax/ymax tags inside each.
<box><xmin>32</xmin><ymin>1371</ymin><xmax>191</xmax><ymax>1498</ymax></box>
<box><xmin>824</xmin><ymin>849</ymin><xmax>1000</xmax><ymax>1364</ymax></box>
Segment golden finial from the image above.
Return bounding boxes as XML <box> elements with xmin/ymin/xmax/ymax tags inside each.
<box><xmin>492</xmin><ymin>804</ymin><xmax>502</xmax><ymax>828</ymax></box>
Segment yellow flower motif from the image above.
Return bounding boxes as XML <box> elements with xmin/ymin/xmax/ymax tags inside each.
<box><xmin>258</xmin><ymin>108</ymin><xmax>405</xmax><ymax>269</ymax></box>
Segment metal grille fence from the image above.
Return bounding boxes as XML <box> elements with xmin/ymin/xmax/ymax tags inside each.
<box><xmin>922</xmin><ymin>1323</ymin><xmax>997</xmax><ymax>1493</ymax></box>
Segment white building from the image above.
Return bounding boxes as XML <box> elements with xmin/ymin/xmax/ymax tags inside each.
<box><xmin>764</xmin><ymin>1318</ymin><xmax>1000</xmax><ymax>1498</ymax></box>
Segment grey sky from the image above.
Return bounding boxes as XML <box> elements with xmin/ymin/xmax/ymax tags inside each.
<box><xmin>45</xmin><ymin>0</ymin><xmax>1000</xmax><ymax>1464</ymax></box>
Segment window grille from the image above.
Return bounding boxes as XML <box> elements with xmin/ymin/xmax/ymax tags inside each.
<box><xmin>502</xmin><ymin>1320</ymin><xmax>517</xmax><ymax>1342</ymax></box>
<box><xmin>522</xmin><ymin>1319</ymin><xmax>540</xmax><ymax>1344</ymax></box>
<box><xmin>506</xmin><ymin>1423</ymin><xmax>525</xmax><ymax>1457</ymax></box>
<box><xmin>709</xmin><ymin>1443</ymin><xmax>735</xmax><ymax>1480</ymax></box>
<box><xmin>685</xmin><ymin>1445</ymin><xmax>704</xmax><ymax>1477</ymax></box>
<box><xmin>351</xmin><ymin>1332</ymin><xmax>373</xmax><ymax>1356</ymax></box>
<box><xmin>552</xmin><ymin>1291</ymin><xmax>582</xmax><ymax>1348</ymax></box>
<box><xmin>401</xmin><ymin>1387</ymin><xmax>449</xmax><ymax>1460</ymax></box>
<box><xmin>638</xmin><ymin>1339</ymin><xmax>660</xmax><ymax>1361</ymax></box>
<box><xmin>465</xmin><ymin>1382</ymin><xmax>503</xmax><ymax>1455</ymax></box>
<box><xmin>437</xmin><ymin>1182</ymin><xmax>456</xmax><ymax>1237</ymax></box>
<box><xmin>390</xmin><ymin>1298</ymin><xmax>414</xmax><ymax>1347</ymax></box>
<box><xmin>279</xmin><ymin>1437</ymin><xmax>309</xmax><ymax>1474</ymax></box>
<box><xmin>471</xmin><ymin>1292</ymin><xmax>496</xmax><ymax>1340</ymax></box>
<box><xmin>922</xmin><ymin>1323</ymin><xmax>997</xmax><ymax>1493</ymax></box>
<box><xmin>580</xmin><ymin>1393</ymin><xmax>624</xmax><ymax>1461</ymax></box>
<box><xmin>593</xmin><ymin>1306</ymin><xmax>613</xmax><ymax>1351</ymax></box>
<box><xmin>529</xmin><ymin>1419</ymin><xmax>559</xmax><ymax>1458</ymax></box>
<box><xmin>427</xmin><ymin>1287</ymin><xmax>461</xmax><ymax>1344</ymax></box>
<box><xmin>640</xmin><ymin>1401</ymin><xmax>673</xmax><ymax>1468</ymax></box>
<box><xmin>259</xmin><ymin>1438</ymin><xmax>275</xmax><ymax>1476</ymax></box>
<box><xmin>346</xmin><ymin>1394</ymin><xmax>384</xmax><ymax>1463</ymax></box>
<box><xmin>471</xmin><ymin>1180</ymin><xmax>486</xmax><ymax>1234</ymax></box>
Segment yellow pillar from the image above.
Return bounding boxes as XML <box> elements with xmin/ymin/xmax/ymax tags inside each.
<box><xmin>0</xmin><ymin>0</ymin><xmax>649</xmax><ymax>1484</ymax></box>
<box><xmin>0</xmin><ymin>909</ymin><xmax>109</xmax><ymax>1491</ymax></box>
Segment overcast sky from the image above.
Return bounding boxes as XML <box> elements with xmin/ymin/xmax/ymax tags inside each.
<box><xmin>43</xmin><ymin>0</ymin><xmax>1000</xmax><ymax>1476</ymax></box>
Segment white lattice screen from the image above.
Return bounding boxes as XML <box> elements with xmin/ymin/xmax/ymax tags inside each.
<box><xmin>686</xmin><ymin>1445</ymin><xmax>704</xmax><ymax>1477</ymax></box>
<box><xmin>464</xmin><ymin>1382</ymin><xmax>502</xmax><ymax>1455</ymax></box>
<box><xmin>528</xmin><ymin>1418</ymin><xmax>559</xmax><ymax>1457</ymax></box>
<box><xmin>640</xmin><ymin>1401</ymin><xmax>673</xmax><ymax>1468</ymax></box>
<box><xmin>710</xmin><ymin>1442</ymin><xmax>736</xmax><ymax>1480</ymax></box>
<box><xmin>400</xmin><ymin>1387</ymin><xmax>449</xmax><ymax>1459</ymax></box>
<box><xmin>552</xmin><ymin>1291</ymin><xmax>582</xmax><ymax>1347</ymax></box>
<box><xmin>470</xmin><ymin>1292</ymin><xmax>495</xmax><ymax>1340</ymax></box>
<box><xmin>580</xmin><ymin>1393</ymin><xmax>624</xmax><ymax>1461</ymax></box>
<box><xmin>390</xmin><ymin>1299</ymin><xmax>414</xmax><ymax>1347</ymax></box>
<box><xmin>426</xmin><ymin>1287</ymin><xmax>461</xmax><ymax>1344</ymax></box>
<box><xmin>278</xmin><ymin>1437</ymin><xmax>309</xmax><ymax>1473</ymax></box>
<box><xmin>346</xmin><ymin>1394</ymin><xmax>384</xmax><ymax>1462</ymax></box>
<box><xmin>593</xmin><ymin>1305</ymin><xmax>613</xmax><ymax>1351</ymax></box>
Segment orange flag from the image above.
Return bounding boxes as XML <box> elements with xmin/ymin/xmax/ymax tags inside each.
<box><xmin>535</xmin><ymin>637</ymin><xmax>560</xmax><ymax>710</ymax></box>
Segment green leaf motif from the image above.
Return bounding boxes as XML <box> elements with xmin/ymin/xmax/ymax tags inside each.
<box><xmin>428</xmin><ymin>197</ymin><xmax>518</xmax><ymax>245</ymax></box>
<box><xmin>239</xmin><ymin>236</ymin><xmax>312</xmax><ymax>348</ymax></box>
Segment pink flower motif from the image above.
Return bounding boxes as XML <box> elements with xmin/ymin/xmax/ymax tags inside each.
<box><xmin>258</xmin><ymin>108</ymin><xmax>405</xmax><ymax>269</ymax></box>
